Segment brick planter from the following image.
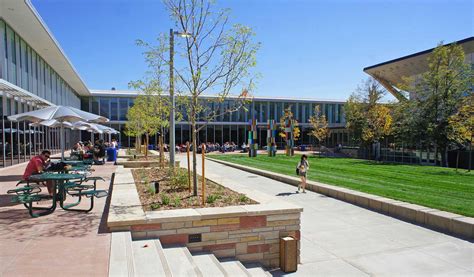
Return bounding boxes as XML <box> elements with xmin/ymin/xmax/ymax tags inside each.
<box><xmin>108</xmin><ymin>166</ymin><xmax>303</xmax><ymax>268</ymax></box>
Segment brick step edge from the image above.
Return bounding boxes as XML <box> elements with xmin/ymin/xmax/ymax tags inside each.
<box><xmin>207</xmin><ymin>157</ymin><xmax>473</xmax><ymax>240</ymax></box>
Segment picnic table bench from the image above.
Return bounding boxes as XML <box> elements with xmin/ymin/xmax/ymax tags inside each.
<box><xmin>7</xmin><ymin>170</ymin><xmax>109</xmax><ymax>218</ymax></box>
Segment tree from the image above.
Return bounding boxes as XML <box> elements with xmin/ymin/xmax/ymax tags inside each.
<box><xmin>125</xmin><ymin>106</ymin><xmax>144</xmax><ymax>153</ymax></box>
<box><xmin>308</xmin><ymin>105</ymin><xmax>330</xmax><ymax>149</ymax></box>
<box><xmin>399</xmin><ymin>43</ymin><xmax>472</xmax><ymax>167</ymax></box>
<box><xmin>344</xmin><ymin>78</ymin><xmax>393</xmax><ymax>158</ymax></box>
<box><xmin>128</xmin><ymin>80</ymin><xmax>170</xmax><ymax>162</ymax></box>
<box><xmin>140</xmin><ymin>0</ymin><xmax>260</xmax><ymax>196</ymax></box>
<box><xmin>448</xmin><ymin>94</ymin><xmax>474</xmax><ymax>170</ymax></box>
<box><xmin>279</xmin><ymin>106</ymin><xmax>300</xmax><ymax>156</ymax></box>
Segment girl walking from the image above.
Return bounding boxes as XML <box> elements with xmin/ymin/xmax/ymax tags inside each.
<box><xmin>297</xmin><ymin>155</ymin><xmax>309</xmax><ymax>193</ymax></box>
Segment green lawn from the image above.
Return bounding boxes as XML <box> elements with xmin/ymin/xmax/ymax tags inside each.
<box><xmin>209</xmin><ymin>154</ymin><xmax>474</xmax><ymax>217</ymax></box>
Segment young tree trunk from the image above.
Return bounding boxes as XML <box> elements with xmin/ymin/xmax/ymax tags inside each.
<box><xmin>440</xmin><ymin>147</ymin><xmax>448</xmax><ymax>167</ymax></box>
<box><xmin>469</xmin><ymin>138</ymin><xmax>472</xmax><ymax>172</ymax></box>
<box><xmin>191</xmin><ymin>103</ymin><xmax>198</xmax><ymax>196</ymax></box>
<box><xmin>159</xmin><ymin>132</ymin><xmax>164</xmax><ymax>168</ymax></box>
<box><xmin>145</xmin><ymin>133</ymin><xmax>149</xmax><ymax>159</ymax></box>
<box><xmin>136</xmin><ymin>136</ymin><xmax>140</xmax><ymax>153</ymax></box>
<box><xmin>192</xmin><ymin>123</ymin><xmax>198</xmax><ymax>196</ymax></box>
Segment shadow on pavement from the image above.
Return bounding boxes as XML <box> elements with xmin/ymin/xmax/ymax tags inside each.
<box><xmin>276</xmin><ymin>192</ymin><xmax>299</xmax><ymax>197</ymax></box>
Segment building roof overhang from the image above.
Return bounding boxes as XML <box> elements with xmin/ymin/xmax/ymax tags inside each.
<box><xmin>0</xmin><ymin>0</ymin><xmax>90</xmax><ymax>96</ymax></box>
<box><xmin>363</xmin><ymin>37</ymin><xmax>474</xmax><ymax>100</ymax></box>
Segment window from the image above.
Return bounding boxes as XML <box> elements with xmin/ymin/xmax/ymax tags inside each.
<box><xmin>215</xmin><ymin>125</ymin><xmax>222</xmax><ymax>144</ymax></box>
<box><xmin>207</xmin><ymin>125</ymin><xmax>215</xmax><ymax>143</ymax></box>
<box><xmin>80</xmin><ymin>97</ymin><xmax>89</xmax><ymax>112</ymax></box>
<box><xmin>111</xmin><ymin>99</ymin><xmax>118</xmax><ymax>121</ymax></box>
<box><xmin>91</xmin><ymin>98</ymin><xmax>99</xmax><ymax>115</ymax></box>
<box><xmin>276</xmin><ymin>102</ymin><xmax>283</xmax><ymax>121</ymax></box>
<box><xmin>119</xmin><ymin>98</ymin><xmax>128</xmax><ymax>120</ymax></box>
<box><xmin>269</xmin><ymin>102</ymin><xmax>275</xmax><ymax>120</ymax></box>
<box><xmin>100</xmin><ymin>98</ymin><xmax>110</xmax><ymax>118</ymax></box>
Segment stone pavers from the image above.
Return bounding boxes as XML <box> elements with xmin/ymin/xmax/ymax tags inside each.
<box><xmin>0</xmin><ymin>159</ymin><xmax>116</xmax><ymax>276</ymax></box>
<box><xmin>181</xmin><ymin>154</ymin><xmax>474</xmax><ymax>276</ymax></box>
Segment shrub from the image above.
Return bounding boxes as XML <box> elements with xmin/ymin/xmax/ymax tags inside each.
<box><xmin>169</xmin><ymin>168</ymin><xmax>189</xmax><ymax>190</ymax></box>
<box><xmin>224</xmin><ymin>195</ymin><xmax>233</xmax><ymax>204</ymax></box>
<box><xmin>238</xmin><ymin>194</ymin><xmax>249</xmax><ymax>202</ymax></box>
<box><xmin>150</xmin><ymin>203</ymin><xmax>160</xmax><ymax>210</ymax></box>
<box><xmin>161</xmin><ymin>194</ymin><xmax>170</xmax><ymax>206</ymax></box>
<box><xmin>206</xmin><ymin>194</ymin><xmax>221</xmax><ymax>204</ymax></box>
<box><xmin>173</xmin><ymin>196</ymin><xmax>181</xmax><ymax>207</ymax></box>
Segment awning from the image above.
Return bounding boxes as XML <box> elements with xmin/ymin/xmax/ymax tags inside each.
<box><xmin>0</xmin><ymin>79</ymin><xmax>53</xmax><ymax>108</ymax></box>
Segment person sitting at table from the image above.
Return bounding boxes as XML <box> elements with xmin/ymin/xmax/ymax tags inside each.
<box><xmin>82</xmin><ymin>142</ymin><xmax>93</xmax><ymax>159</ymax></box>
<box><xmin>23</xmin><ymin>150</ymin><xmax>54</xmax><ymax>196</ymax></box>
<box><xmin>93</xmin><ymin>140</ymin><xmax>106</xmax><ymax>164</ymax></box>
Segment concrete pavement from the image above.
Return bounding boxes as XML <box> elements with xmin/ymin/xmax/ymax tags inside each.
<box><xmin>179</xmin><ymin>153</ymin><xmax>473</xmax><ymax>276</ymax></box>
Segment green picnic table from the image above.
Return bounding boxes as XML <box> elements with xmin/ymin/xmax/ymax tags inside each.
<box><xmin>26</xmin><ymin>173</ymin><xmax>86</xmax><ymax>217</ymax></box>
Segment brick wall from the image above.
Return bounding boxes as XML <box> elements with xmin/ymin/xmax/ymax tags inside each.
<box><xmin>117</xmin><ymin>212</ymin><xmax>301</xmax><ymax>268</ymax></box>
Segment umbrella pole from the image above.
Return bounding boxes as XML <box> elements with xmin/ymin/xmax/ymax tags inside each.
<box><xmin>61</xmin><ymin>124</ymin><xmax>65</xmax><ymax>161</ymax></box>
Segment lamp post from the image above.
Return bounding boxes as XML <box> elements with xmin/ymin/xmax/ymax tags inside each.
<box><xmin>169</xmin><ymin>28</ymin><xmax>192</xmax><ymax>168</ymax></box>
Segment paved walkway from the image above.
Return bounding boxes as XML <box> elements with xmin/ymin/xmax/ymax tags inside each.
<box><xmin>179</xmin><ymin>154</ymin><xmax>474</xmax><ymax>276</ymax></box>
<box><xmin>0</xmin><ymin>158</ymin><xmax>116</xmax><ymax>276</ymax></box>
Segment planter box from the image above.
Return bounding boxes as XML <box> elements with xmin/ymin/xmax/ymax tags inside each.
<box><xmin>116</xmin><ymin>158</ymin><xmax>180</xmax><ymax>168</ymax></box>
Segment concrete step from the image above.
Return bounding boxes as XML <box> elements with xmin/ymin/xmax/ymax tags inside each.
<box><xmin>220</xmin><ymin>260</ymin><xmax>251</xmax><ymax>277</ymax></box>
<box><xmin>192</xmin><ymin>253</ymin><xmax>227</xmax><ymax>277</ymax></box>
<box><xmin>245</xmin><ymin>266</ymin><xmax>272</xmax><ymax>277</ymax></box>
<box><xmin>131</xmin><ymin>240</ymin><xmax>170</xmax><ymax>276</ymax></box>
<box><xmin>162</xmin><ymin>246</ymin><xmax>203</xmax><ymax>277</ymax></box>
<box><xmin>153</xmin><ymin>239</ymin><xmax>173</xmax><ymax>276</ymax></box>
<box><xmin>109</xmin><ymin>232</ymin><xmax>135</xmax><ymax>277</ymax></box>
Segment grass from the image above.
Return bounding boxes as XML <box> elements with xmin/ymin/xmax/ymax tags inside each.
<box><xmin>209</xmin><ymin>154</ymin><xmax>474</xmax><ymax>217</ymax></box>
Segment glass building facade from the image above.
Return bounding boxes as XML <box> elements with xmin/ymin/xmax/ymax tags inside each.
<box><xmin>0</xmin><ymin>19</ymin><xmax>81</xmax><ymax>168</ymax></box>
<box><xmin>83</xmin><ymin>92</ymin><xmax>349</xmax><ymax>149</ymax></box>
<box><xmin>0</xmin><ymin>1</ymin><xmax>351</xmax><ymax>169</ymax></box>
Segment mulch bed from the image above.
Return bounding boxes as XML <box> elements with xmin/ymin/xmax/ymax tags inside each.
<box><xmin>128</xmin><ymin>157</ymin><xmax>163</xmax><ymax>162</ymax></box>
<box><xmin>132</xmin><ymin>167</ymin><xmax>257</xmax><ymax>211</ymax></box>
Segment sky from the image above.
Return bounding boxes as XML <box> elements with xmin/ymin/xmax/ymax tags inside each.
<box><xmin>32</xmin><ymin>0</ymin><xmax>473</xmax><ymax>101</ymax></box>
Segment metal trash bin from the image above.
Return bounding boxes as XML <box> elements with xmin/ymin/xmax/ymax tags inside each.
<box><xmin>106</xmin><ymin>148</ymin><xmax>117</xmax><ymax>162</ymax></box>
<box><xmin>280</xmin><ymin>236</ymin><xmax>297</xmax><ymax>272</ymax></box>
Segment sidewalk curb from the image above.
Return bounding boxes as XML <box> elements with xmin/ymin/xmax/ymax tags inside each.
<box><xmin>207</xmin><ymin>157</ymin><xmax>473</xmax><ymax>241</ymax></box>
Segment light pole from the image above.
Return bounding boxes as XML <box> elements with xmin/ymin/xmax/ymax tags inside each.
<box><xmin>169</xmin><ymin>28</ymin><xmax>192</xmax><ymax>168</ymax></box>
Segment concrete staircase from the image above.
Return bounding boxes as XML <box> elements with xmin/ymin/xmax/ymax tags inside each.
<box><xmin>109</xmin><ymin>232</ymin><xmax>272</xmax><ymax>277</ymax></box>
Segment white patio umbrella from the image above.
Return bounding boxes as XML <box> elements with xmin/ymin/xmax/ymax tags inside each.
<box><xmin>8</xmin><ymin>106</ymin><xmax>84</xmax><ymax>124</ymax></box>
<box><xmin>72</xmin><ymin>121</ymin><xmax>102</xmax><ymax>134</ymax></box>
<box><xmin>23</xmin><ymin>130</ymin><xmax>44</xmax><ymax>134</ymax></box>
<box><xmin>94</xmin><ymin>124</ymin><xmax>118</xmax><ymax>134</ymax></box>
<box><xmin>8</xmin><ymin>106</ymin><xmax>108</xmax><ymax>160</ymax></box>
<box><xmin>30</xmin><ymin>119</ymin><xmax>74</xmax><ymax>129</ymax></box>
<box><xmin>3</xmin><ymin>128</ymin><xmax>24</xmax><ymax>134</ymax></box>
<box><xmin>93</xmin><ymin>124</ymin><xmax>119</xmax><ymax>142</ymax></box>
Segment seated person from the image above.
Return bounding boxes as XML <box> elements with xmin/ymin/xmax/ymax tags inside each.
<box><xmin>93</xmin><ymin>140</ymin><xmax>106</xmax><ymax>164</ymax></box>
<box><xmin>23</xmin><ymin>150</ymin><xmax>54</xmax><ymax>196</ymax></box>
